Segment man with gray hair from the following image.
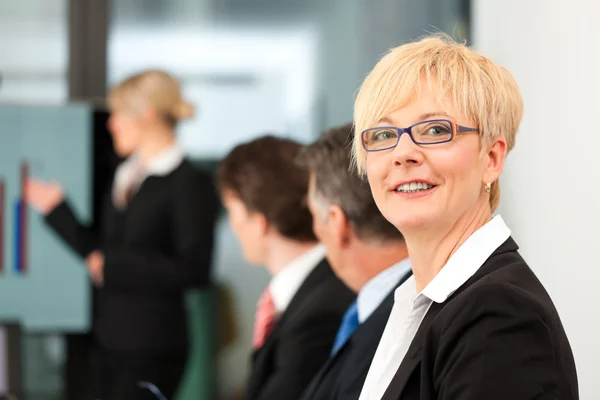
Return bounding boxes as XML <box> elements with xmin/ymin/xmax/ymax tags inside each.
<box><xmin>296</xmin><ymin>123</ymin><xmax>411</xmax><ymax>400</ymax></box>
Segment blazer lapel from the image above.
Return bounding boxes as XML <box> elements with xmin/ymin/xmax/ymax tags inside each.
<box><xmin>379</xmin><ymin>239</ymin><xmax>519</xmax><ymax>399</ymax></box>
<box><xmin>311</xmin><ymin>269</ymin><xmax>412</xmax><ymax>399</ymax></box>
<box><xmin>276</xmin><ymin>258</ymin><xmax>330</xmax><ymax>328</ymax></box>
<box><xmin>250</xmin><ymin>259</ymin><xmax>330</xmax><ymax>392</ymax></box>
<box><xmin>303</xmin><ymin>300</ymin><xmax>380</xmax><ymax>400</ymax></box>
<box><xmin>321</xmin><ymin>331</ymin><xmax>352</xmax><ymax>372</ymax></box>
<box><xmin>247</xmin><ymin>323</ymin><xmax>282</xmax><ymax>400</ymax></box>
<box><xmin>321</xmin><ymin>267</ymin><xmax>409</xmax><ymax>375</ymax></box>
<box><xmin>381</xmin><ymin>301</ymin><xmax>444</xmax><ymax>400</ymax></box>
<box><xmin>302</xmin><ymin>346</ymin><xmax>344</xmax><ymax>399</ymax></box>
<box><xmin>252</xmin><ymin>259</ymin><xmax>329</xmax><ymax>356</ymax></box>
<box><xmin>251</xmin><ymin>325</ymin><xmax>277</xmax><ymax>362</ymax></box>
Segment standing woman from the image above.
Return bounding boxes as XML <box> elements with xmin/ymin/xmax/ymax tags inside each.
<box><xmin>354</xmin><ymin>36</ymin><xmax>578</xmax><ymax>399</ymax></box>
<box><xmin>26</xmin><ymin>70</ymin><xmax>219</xmax><ymax>400</ymax></box>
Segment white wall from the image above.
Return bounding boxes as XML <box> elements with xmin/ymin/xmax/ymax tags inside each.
<box><xmin>108</xmin><ymin>27</ymin><xmax>319</xmax><ymax>158</ymax></box>
<box><xmin>473</xmin><ymin>1</ymin><xmax>600</xmax><ymax>398</ymax></box>
<box><xmin>0</xmin><ymin>0</ymin><xmax>68</xmax><ymax>104</ymax></box>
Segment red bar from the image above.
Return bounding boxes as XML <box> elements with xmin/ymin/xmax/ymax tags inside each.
<box><xmin>0</xmin><ymin>178</ymin><xmax>4</xmax><ymax>272</ymax></box>
<box><xmin>20</xmin><ymin>162</ymin><xmax>28</xmax><ymax>274</ymax></box>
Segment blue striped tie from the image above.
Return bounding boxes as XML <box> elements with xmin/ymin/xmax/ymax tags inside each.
<box><xmin>331</xmin><ymin>300</ymin><xmax>359</xmax><ymax>355</ymax></box>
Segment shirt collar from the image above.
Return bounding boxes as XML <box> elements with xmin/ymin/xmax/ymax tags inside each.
<box><xmin>357</xmin><ymin>258</ymin><xmax>411</xmax><ymax>323</ymax></box>
<box><xmin>112</xmin><ymin>144</ymin><xmax>185</xmax><ymax>208</ymax></box>
<box><xmin>269</xmin><ymin>244</ymin><xmax>327</xmax><ymax>313</ymax></box>
<box><xmin>127</xmin><ymin>144</ymin><xmax>185</xmax><ymax>177</ymax></box>
<box><xmin>421</xmin><ymin>215</ymin><xmax>511</xmax><ymax>303</ymax></box>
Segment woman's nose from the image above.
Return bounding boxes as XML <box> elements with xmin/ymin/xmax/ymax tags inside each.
<box><xmin>392</xmin><ymin>133</ymin><xmax>424</xmax><ymax>166</ymax></box>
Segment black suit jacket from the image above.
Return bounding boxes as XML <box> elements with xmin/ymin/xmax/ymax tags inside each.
<box><xmin>381</xmin><ymin>237</ymin><xmax>578</xmax><ymax>400</ymax></box>
<box><xmin>44</xmin><ymin>159</ymin><xmax>219</xmax><ymax>355</ymax></box>
<box><xmin>246</xmin><ymin>258</ymin><xmax>355</xmax><ymax>400</ymax></box>
<box><xmin>301</xmin><ymin>267</ymin><xmax>413</xmax><ymax>400</ymax></box>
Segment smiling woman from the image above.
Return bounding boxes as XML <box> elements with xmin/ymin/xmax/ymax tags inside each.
<box><xmin>353</xmin><ymin>37</ymin><xmax>522</xmax><ymax>214</ymax></box>
<box><xmin>360</xmin><ymin>93</ymin><xmax>490</xmax><ymax>236</ymax></box>
<box><xmin>353</xmin><ymin>35</ymin><xmax>578</xmax><ymax>400</ymax></box>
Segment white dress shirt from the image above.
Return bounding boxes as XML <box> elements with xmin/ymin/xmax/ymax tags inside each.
<box><xmin>356</xmin><ymin>258</ymin><xmax>411</xmax><ymax>323</ymax></box>
<box><xmin>269</xmin><ymin>244</ymin><xmax>327</xmax><ymax>313</ymax></box>
<box><xmin>112</xmin><ymin>144</ymin><xmax>185</xmax><ymax>209</ymax></box>
<box><xmin>359</xmin><ymin>215</ymin><xmax>511</xmax><ymax>400</ymax></box>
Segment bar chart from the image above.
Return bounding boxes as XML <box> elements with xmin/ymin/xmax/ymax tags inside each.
<box><xmin>14</xmin><ymin>162</ymin><xmax>28</xmax><ymax>275</ymax></box>
<box><xmin>0</xmin><ymin>162</ymin><xmax>29</xmax><ymax>275</ymax></box>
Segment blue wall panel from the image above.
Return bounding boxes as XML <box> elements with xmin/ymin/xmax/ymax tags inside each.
<box><xmin>0</xmin><ymin>104</ymin><xmax>91</xmax><ymax>331</ymax></box>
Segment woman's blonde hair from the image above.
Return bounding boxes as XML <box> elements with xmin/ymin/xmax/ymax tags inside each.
<box><xmin>108</xmin><ymin>69</ymin><xmax>194</xmax><ymax>126</ymax></box>
<box><xmin>353</xmin><ymin>35</ymin><xmax>523</xmax><ymax>212</ymax></box>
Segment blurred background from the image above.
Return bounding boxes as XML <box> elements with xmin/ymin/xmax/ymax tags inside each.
<box><xmin>0</xmin><ymin>0</ymin><xmax>598</xmax><ymax>399</ymax></box>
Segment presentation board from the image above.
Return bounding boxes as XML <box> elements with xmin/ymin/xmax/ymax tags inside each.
<box><xmin>0</xmin><ymin>104</ymin><xmax>92</xmax><ymax>331</ymax></box>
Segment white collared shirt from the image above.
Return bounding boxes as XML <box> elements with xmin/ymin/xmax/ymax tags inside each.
<box><xmin>269</xmin><ymin>244</ymin><xmax>327</xmax><ymax>313</ymax></box>
<box><xmin>359</xmin><ymin>215</ymin><xmax>511</xmax><ymax>400</ymax></box>
<box><xmin>357</xmin><ymin>258</ymin><xmax>411</xmax><ymax>323</ymax></box>
<box><xmin>112</xmin><ymin>144</ymin><xmax>185</xmax><ymax>209</ymax></box>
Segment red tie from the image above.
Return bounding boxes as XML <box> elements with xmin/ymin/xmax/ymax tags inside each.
<box><xmin>252</xmin><ymin>288</ymin><xmax>277</xmax><ymax>349</ymax></box>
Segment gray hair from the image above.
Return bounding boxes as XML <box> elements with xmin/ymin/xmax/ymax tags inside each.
<box><xmin>296</xmin><ymin>123</ymin><xmax>403</xmax><ymax>243</ymax></box>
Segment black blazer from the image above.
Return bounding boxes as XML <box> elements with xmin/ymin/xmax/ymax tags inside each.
<box><xmin>246</xmin><ymin>258</ymin><xmax>355</xmax><ymax>400</ymax></box>
<box><xmin>381</xmin><ymin>237</ymin><xmax>578</xmax><ymax>400</ymax></box>
<box><xmin>44</xmin><ymin>159</ymin><xmax>219</xmax><ymax>355</ymax></box>
<box><xmin>301</xmin><ymin>268</ymin><xmax>413</xmax><ymax>400</ymax></box>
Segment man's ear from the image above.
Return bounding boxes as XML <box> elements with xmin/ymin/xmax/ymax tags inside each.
<box><xmin>483</xmin><ymin>136</ymin><xmax>508</xmax><ymax>185</ymax></box>
<box><xmin>254</xmin><ymin>212</ymin><xmax>270</xmax><ymax>237</ymax></box>
<box><xmin>329</xmin><ymin>205</ymin><xmax>353</xmax><ymax>248</ymax></box>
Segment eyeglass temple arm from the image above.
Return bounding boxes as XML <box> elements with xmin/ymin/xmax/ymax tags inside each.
<box><xmin>457</xmin><ymin>125</ymin><xmax>478</xmax><ymax>133</ymax></box>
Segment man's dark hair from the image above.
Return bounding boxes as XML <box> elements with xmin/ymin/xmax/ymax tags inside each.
<box><xmin>296</xmin><ymin>123</ymin><xmax>403</xmax><ymax>243</ymax></box>
<box><xmin>217</xmin><ymin>135</ymin><xmax>316</xmax><ymax>242</ymax></box>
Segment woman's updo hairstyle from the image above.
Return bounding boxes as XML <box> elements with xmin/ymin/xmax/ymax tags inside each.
<box><xmin>108</xmin><ymin>69</ymin><xmax>194</xmax><ymax>127</ymax></box>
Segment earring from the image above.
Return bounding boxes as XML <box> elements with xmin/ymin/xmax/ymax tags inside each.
<box><xmin>485</xmin><ymin>182</ymin><xmax>492</xmax><ymax>193</ymax></box>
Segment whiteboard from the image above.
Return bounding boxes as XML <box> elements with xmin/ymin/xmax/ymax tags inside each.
<box><xmin>0</xmin><ymin>104</ymin><xmax>91</xmax><ymax>331</ymax></box>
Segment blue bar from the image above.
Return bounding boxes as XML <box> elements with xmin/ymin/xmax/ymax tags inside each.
<box><xmin>13</xmin><ymin>200</ymin><xmax>21</xmax><ymax>273</ymax></box>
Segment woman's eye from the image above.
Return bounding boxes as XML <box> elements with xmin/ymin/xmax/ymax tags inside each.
<box><xmin>427</xmin><ymin>125</ymin><xmax>451</xmax><ymax>135</ymax></box>
<box><xmin>373</xmin><ymin>130</ymin><xmax>397</xmax><ymax>140</ymax></box>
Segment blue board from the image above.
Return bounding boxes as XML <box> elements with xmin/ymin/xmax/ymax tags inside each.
<box><xmin>0</xmin><ymin>104</ymin><xmax>92</xmax><ymax>331</ymax></box>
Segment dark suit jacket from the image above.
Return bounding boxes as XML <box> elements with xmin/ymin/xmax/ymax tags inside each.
<box><xmin>44</xmin><ymin>159</ymin><xmax>219</xmax><ymax>355</ymax></box>
<box><xmin>301</xmin><ymin>268</ymin><xmax>413</xmax><ymax>400</ymax></box>
<box><xmin>381</xmin><ymin>237</ymin><xmax>578</xmax><ymax>400</ymax></box>
<box><xmin>246</xmin><ymin>258</ymin><xmax>355</xmax><ymax>400</ymax></box>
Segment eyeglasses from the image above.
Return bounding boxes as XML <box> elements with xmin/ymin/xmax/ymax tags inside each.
<box><xmin>361</xmin><ymin>119</ymin><xmax>478</xmax><ymax>152</ymax></box>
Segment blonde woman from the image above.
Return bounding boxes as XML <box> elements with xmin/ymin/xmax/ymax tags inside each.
<box><xmin>26</xmin><ymin>70</ymin><xmax>219</xmax><ymax>399</ymax></box>
<box><xmin>354</xmin><ymin>37</ymin><xmax>578</xmax><ymax>399</ymax></box>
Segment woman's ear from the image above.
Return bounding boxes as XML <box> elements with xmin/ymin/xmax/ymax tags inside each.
<box><xmin>484</xmin><ymin>136</ymin><xmax>508</xmax><ymax>185</ymax></box>
<box><xmin>141</xmin><ymin>105</ymin><xmax>160</xmax><ymax>123</ymax></box>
